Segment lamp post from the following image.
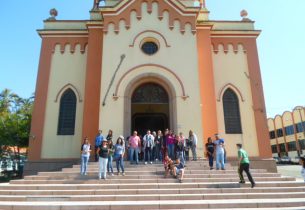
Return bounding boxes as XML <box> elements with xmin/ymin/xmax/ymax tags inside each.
<box><xmin>294</xmin><ymin>106</ymin><xmax>305</xmax><ymax>155</ymax></box>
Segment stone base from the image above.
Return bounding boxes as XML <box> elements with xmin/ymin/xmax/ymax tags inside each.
<box><xmin>227</xmin><ymin>157</ymin><xmax>277</xmax><ymax>173</ymax></box>
<box><xmin>24</xmin><ymin>159</ymin><xmax>79</xmax><ymax>176</ymax></box>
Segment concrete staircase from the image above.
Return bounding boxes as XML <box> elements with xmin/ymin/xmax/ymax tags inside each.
<box><xmin>0</xmin><ymin>160</ymin><xmax>304</xmax><ymax>209</ymax></box>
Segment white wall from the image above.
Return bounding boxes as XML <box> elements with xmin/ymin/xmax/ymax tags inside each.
<box><xmin>212</xmin><ymin>44</ymin><xmax>259</xmax><ymax>157</ymax></box>
<box><xmin>41</xmin><ymin>44</ymin><xmax>87</xmax><ymax>159</ymax></box>
<box><xmin>100</xmin><ymin>2</ymin><xmax>205</xmax><ymax>154</ymax></box>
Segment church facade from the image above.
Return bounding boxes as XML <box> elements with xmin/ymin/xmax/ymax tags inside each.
<box><xmin>27</xmin><ymin>0</ymin><xmax>271</xmax><ymax>172</ymax></box>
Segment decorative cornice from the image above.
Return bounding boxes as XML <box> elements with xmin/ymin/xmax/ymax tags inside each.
<box><xmin>102</xmin><ymin>0</ymin><xmax>198</xmax><ymax>34</ymax></box>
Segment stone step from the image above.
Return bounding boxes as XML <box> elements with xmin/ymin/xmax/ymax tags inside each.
<box><xmin>24</xmin><ymin>173</ymin><xmax>281</xmax><ymax>180</ymax></box>
<box><xmin>57</xmin><ymin>169</ymin><xmax>268</xmax><ymax>175</ymax></box>
<box><xmin>3</xmin><ymin>182</ymin><xmax>304</xmax><ymax>190</ymax></box>
<box><xmin>9</xmin><ymin>177</ymin><xmax>296</xmax><ymax>185</ymax></box>
<box><xmin>0</xmin><ymin>198</ymin><xmax>305</xmax><ymax>209</ymax></box>
<box><xmin>1</xmin><ymin>192</ymin><xmax>305</xmax><ymax>202</ymax></box>
<box><xmin>1</xmin><ymin>186</ymin><xmax>305</xmax><ymax>196</ymax></box>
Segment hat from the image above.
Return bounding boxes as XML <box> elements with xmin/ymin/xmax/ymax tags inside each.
<box><xmin>119</xmin><ymin>135</ymin><xmax>124</xmax><ymax>140</ymax></box>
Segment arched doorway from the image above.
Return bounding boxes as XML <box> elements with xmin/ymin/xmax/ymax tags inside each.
<box><xmin>131</xmin><ymin>83</ymin><xmax>169</xmax><ymax>136</ymax></box>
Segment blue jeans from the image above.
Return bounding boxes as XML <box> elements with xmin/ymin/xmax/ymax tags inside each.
<box><xmin>116</xmin><ymin>155</ymin><xmax>125</xmax><ymax>173</ymax></box>
<box><xmin>107</xmin><ymin>155</ymin><xmax>113</xmax><ymax>173</ymax></box>
<box><xmin>168</xmin><ymin>144</ymin><xmax>174</xmax><ymax>159</ymax></box>
<box><xmin>128</xmin><ymin>148</ymin><xmax>132</xmax><ymax>161</ymax></box>
<box><xmin>216</xmin><ymin>152</ymin><xmax>225</xmax><ymax>170</ymax></box>
<box><xmin>130</xmin><ymin>147</ymin><xmax>139</xmax><ymax>164</ymax></box>
<box><xmin>208</xmin><ymin>155</ymin><xmax>214</xmax><ymax>168</ymax></box>
<box><xmin>154</xmin><ymin>144</ymin><xmax>161</xmax><ymax>160</ymax></box>
<box><xmin>80</xmin><ymin>155</ymin><xmax>89</xmax><ymax>174</ymax></box>
<box><xmin>176</xmin><ymin>151</ymin><xmax>185</xmax><ymax>165</ymax></box>
<box><xmin>145</xmin><ymin>147</ymin><xmax>153</xmax><ymax>162</ymax></box>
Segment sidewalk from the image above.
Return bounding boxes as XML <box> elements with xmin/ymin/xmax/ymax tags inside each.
<box><xmin>277</xmin><ymin>165</ymin><xmax>304</xmax><ymax>182</ymax></box>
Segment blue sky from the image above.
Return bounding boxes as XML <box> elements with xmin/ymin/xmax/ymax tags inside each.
<box><xmin>0</xmin><ymin>1</ymin><xmax>304</xmax><ymax>118</ymax></box>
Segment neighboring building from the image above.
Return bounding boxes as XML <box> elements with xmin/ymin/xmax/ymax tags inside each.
<box><xmin>268</xmin><ymin>106</ymin><xmax>305</xmax><ymax>158</ymax></box>
<box><xmin>26</xmin><ymin>0</ymin><xmax>271</xmax><ymax>172</ymax></box>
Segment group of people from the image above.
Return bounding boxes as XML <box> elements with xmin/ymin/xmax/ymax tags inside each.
<box><xmin>80</xmin><ymin>130</ymin><xmax>125</xmax><ymax>180</ymax></box>
<box><xmin>79</xmin><ymin>129</ymin><xmax>305</xmax><ymax>187</ymax></box>
<box><xmin>127</xmin><ymin>129</ymin><xmax>198</xmax><ymax>165</ymax></box>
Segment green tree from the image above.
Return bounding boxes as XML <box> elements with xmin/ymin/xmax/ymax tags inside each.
<box><xmin>0</xmin><ymin>89</ymin><xmax>34</xmax><ymax>158</ymax></box>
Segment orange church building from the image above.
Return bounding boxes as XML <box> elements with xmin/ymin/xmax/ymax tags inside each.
<box><xmin>26</xmin><ymin>0</ymin><xmax>272</xmax><ymax>173</ymax></box>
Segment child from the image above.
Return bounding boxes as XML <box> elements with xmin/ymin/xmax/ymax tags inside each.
<box><xmin>300</xmin><ymin>156</ymin><xmax>305</xmax><ymax>182</ymax></box>
<box><xmin>174</xmin><ymin>159</ymin><xmax>185</xmax><ymax>183</ymax></box>
<box><xmin>163</xmin><ymin>155</ymin><xmax>175</xmax><ymax>178</ymax></box>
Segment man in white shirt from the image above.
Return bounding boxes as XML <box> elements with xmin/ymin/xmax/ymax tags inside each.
<box><xmin>143</xmin><ymin>130</ymin><xmax>155</xmax><ymax>164</ymax></box>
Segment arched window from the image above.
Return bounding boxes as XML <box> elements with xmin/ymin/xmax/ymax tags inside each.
<box><xmin>223</xmin><ymin>88</ymin><xmax>242</xmax><ymax>134</ymax></box>
<box><xmin>57</xmin><ymin>89</ymin><xmax>77</xmax><ymax>135</ymax></box>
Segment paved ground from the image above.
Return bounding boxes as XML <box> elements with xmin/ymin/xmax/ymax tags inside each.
<box><xmin>277</xmin><ymin>164</ymin><xmax>304</xmax><ymax>181</ymax></box>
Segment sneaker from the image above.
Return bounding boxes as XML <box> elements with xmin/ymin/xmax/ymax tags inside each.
<box><xmin>84</xmin><ymin>173</ymin><xmax>87</xmax><ymax>176</ymax></box>
<box><xmin>99</xmin><ymin>176</ymin><xmax>101</xmax><ymax>180</ymax></box>
<box><xmin>251</xmin><ymin>183</ymin><xmax>256</xmax><ymax>188</ymax></box>
<box><xmin>117</xmin><ymin>172</ymin><xmax>120</xmax><ymax>176</ymax></box>
<box><xmin>221</xmin><ymin>168</ymin><xmax>225</xmax><ymax>170</ymax></box>
<box><xmin>111</xmin><ymin>173</ymin><xmax>114</xmax><ymax>176</ymax></box>
<box><xmin>104</xmin><ymin>177</ymin><xmax>107</xmax><ymax>180</ymax></box>
<box><xmin>145</xmin><ymin>162</ymin><xmax>148</xmax><ymax>165</ymax></box>
<box><xmin>122</xmin><ymin>172</ymin><xmax>125</xmax><ymax>176</ymax></box>
<box><xmin>210</xmin><ymin>167</ymin><xmax>213</xmax><ymax>170</ymax></box>
<box><xmin>179</xmin><ymin>179</ymin><xmax>183</xmax><ymax>183</ymax></box>
<box><xmin>239</xmin><ymin>180</ymin><xmax>245</xmax><ymax>184</ymax></box>
<box><xmin>155</xmin><ymin>158</ymin><xmax>158</xmax><ymax>161</ymax></box>
<box><xmin>150</xmin><ymin>162</ymin><xmax>153</xmax><ymax>164</ymax></box>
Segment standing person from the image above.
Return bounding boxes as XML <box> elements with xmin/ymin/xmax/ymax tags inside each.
<box><xmin>97</xmin><ymin>140</ymin><xmax>109</xmax><ymax>180</ymax></box>
<box><xmin>94</xmin><ymin>130</ymin><xmax>104</xmax><ymax>162</ymax></box>
<box><xmin>166</xmin><ymin>130</ymin><xmax>175</xmax><ymax>160</ymax></box>
<box><xmin>189</xmin><ymin>130</ymin><xmax>198</xmax><ymax>161</ymax></box>
<box><xmin>162</xmin><ymin>129</ymin><xmax>169</xmax><ymax>162</ymax></box>
<box><xmin>236</xmin><ymin>144</ymin><xmax>255</xmax><ymax>188</ymax></box>
<box><xmin>106</xmin><ymin>129</ymin><xmax>113</xmax><ymax>141</ymax></box>
<box><xmin>114</xmin><ymin>136</ymin><xmax>125</xmax><ymax>176</ymax></box>
<box><xmin>128</xmin><ymin>131</ymin><xmax>141</xmax><ymax>165</ymax></box>
<box><xmin>214</xmin><ymin>134</ymin><xmax>225</xmax><ymax>170</ymax></box>
<box><xmin>107</xmin><ymin>138</ymin><xmax>114</xmax><ymax>176</ymax></box>
<box><xmin>152</xmin><ymin>131</ymin><xmax>157</xmax><ymax>160</ymax></box>
<box><xmin>205</xmin><ymin>137</ymin><xmax>215</xmax><ymax>170</ymax></box>
<box><xmin>143</xmin><ymin>130</ymin><xmax>155</xmax><ymax>164</ymax></box>
<box><xmin>300</xmin><ymin>156</ymin><xmax>305</xmax><ymax>182</ymax></box>
<box><xmin>80</xmin><ymin>137</ymin><xmax>91</xmax><ymax>175</ymax></box>
<box><xmin>155</xmin><ymin>130</ymin><xmax>163</xmax><ymax>161</ymax></box>
<box><xmin>184</xmin><ymin>138</ymin><xmax>191</xmax><ymax>161</ymax></box>
<box><xmin>176</xmin><ymin>134</ymin><xmax>185</xmax><ymax>164</ymax></box>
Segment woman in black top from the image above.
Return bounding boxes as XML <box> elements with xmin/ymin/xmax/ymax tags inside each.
<box><xmin>155</xmin><ymin>130</ymin><xmax>163</xmax><ymax>161</ymax></box>
<box><xmin>97</xmin><ymin>140</ymin><xmax>109</xmax><ymax>179</ymax></box>
<box><xmin>205</xmin><ymin>137</ymin><xmax>215</xmax><ymax>170</ymax></box>
<box><xmin>106</xmin><ymin>129</ymin><xmax>113</xmax><ymax>141</ymax></box>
